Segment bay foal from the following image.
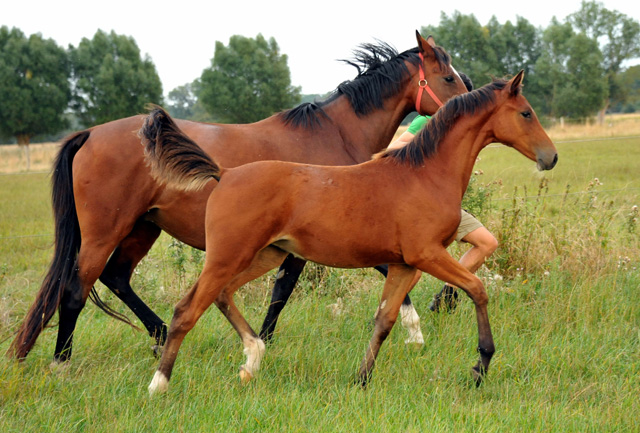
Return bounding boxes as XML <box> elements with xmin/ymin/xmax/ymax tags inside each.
<box><xmin>142</xmin><ymin>70</ymin><xmax>557</xmax><ymax>394</ymax></box>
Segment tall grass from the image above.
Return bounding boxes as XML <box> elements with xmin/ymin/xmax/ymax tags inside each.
<box><xmin>0</xmin><ymin>119</ymin><xmax>639</xmax><ymax>432</ymax></box>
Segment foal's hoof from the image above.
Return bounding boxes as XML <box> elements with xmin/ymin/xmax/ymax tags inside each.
<box><xmin>471</xmin><ymin>364</ymin><xmax>486</xmax><ymax>387</ymax></box>
<box><xmin>404</xmin><ymin>333</ymin><xmax>425</xmax><ymax>345</ymax></box>
<box><xmin>148</xmin><ymin>371</ymin><xmax>169</xmax><ymax>396</ymax></box>
<box><xmin>354</xmin><ymin>371</ymin><xmax>371</xmax><ymax>389</ymax></box>
<box><xmin>239</xmin><ymin>366</ymin><xmax>254</xmax><ymax>384</ymax></box>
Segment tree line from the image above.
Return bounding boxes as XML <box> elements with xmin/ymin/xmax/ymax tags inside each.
<box><xmin>1</xmin><ymin>1</ymin><xmax>639</xmax><ymax>152</ymax></box>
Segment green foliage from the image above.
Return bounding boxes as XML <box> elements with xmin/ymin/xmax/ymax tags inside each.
<box><xmin>0</xmin><ymin>26</ymin><xmax>71</xmax><ymax>144</ymax></box>
<box><xmin>69</xmin><ymin>30</ymin><xmax>163</xmax><ymax>127</ymax></box>
<box><xmin>568</xmin><ymin>0</ymin><xmax>640</xmax><ymax>75</ymax></box>
<box><xmin>422</xmin><ymin>12</ymin><xmax>497</xmax><ymax>88</ymax></box>
<box><xmin>461</xmin><ymin>173</ymin><xmax>499</xmax><ymax>219</ymax></box>
<box><xmin>543</xmin><ymin>30</ymin><xmax>607</xmax><ymax>119</ymax></box>
<box><xmin>166</xmin><ymin>82</ymin><xmax>197</xmax><ymax>119</ymax></box>
<box><xmin>613</xmin><ymin>65</ymin><xmax>640</xmax><ymax>112</ymax></box>
<box><xmin>198</xmin><ymin>34</ymin><xmax>301</xmax><ymax>123</ymax></box>
<box><xmin>422</xmin><ymin>4</ymin><xmax>639</xmax><ymax>119</ymax></box>
<box><xmin>486</xmin><ymin>16</ymin><xmax>542</xmax><ymax>78</ymax></box>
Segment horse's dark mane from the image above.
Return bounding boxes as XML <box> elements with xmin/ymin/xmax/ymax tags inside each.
<box><xmin>278</xmin><ymin>41</ymin><xmax>452</xmax><ymax>129</ymax></box>
<box><xmin>380</xmin><ymin>79</ymin><xmax>509</xmax><ymax>166</ymax></box>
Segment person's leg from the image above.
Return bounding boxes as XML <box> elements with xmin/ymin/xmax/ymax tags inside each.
<box><xmin>457</xmin><ymin>226</ymin><xmax>499</xmax><ymax>273</ymax></box>
<box><xmin>430</xmin><ymin>211</ymin><xmax>497</xmax><ymax>312</ymax></box>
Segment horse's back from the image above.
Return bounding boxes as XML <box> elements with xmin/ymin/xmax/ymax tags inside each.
<box><xmin>206</xmin><ymin>159</ymin><xmax>416</xmax><ymax>267</ymax></box>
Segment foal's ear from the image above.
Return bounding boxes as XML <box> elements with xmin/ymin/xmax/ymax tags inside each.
<box><xmin>416</xmin><ymin>31</ymin><xmax>436</xmax><ymax>55</ymax></box>
<box><xmin>508</xmin><ymin>70</ymin><xmax>525</xmax><ymax>96</ymax></box>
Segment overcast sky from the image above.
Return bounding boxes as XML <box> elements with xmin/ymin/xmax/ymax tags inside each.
<box><xmin>3</xmin><ymin>0</ymin><xmax>639</xmax><ymax>96</ymax></box>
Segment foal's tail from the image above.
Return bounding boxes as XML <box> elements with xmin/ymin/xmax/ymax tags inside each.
<box><xmin>8</xmin><ymin>131</ymin><xmax>88</xmax><ymax>359</ymax></box>
<box><xmin>140</xmin><ymin>106</ymin><xmax>222</xmax><ymax>191</ymax></box>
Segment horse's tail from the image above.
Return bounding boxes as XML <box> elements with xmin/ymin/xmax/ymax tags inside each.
<box><xmin>8</xmin><ymin>131</ymin><xmax>89</xmax><ymax>360</ymax></box>
<box><xmin>140</xmin><ymin>105</ymin><xmax>222</xmax><ymax>191</ymax></box>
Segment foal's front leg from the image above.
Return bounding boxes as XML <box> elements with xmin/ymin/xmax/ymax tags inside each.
<box><xmin>375</xmin><ymin>265</ymin><xmax>424</xmax><ymax>345</ymax></box>
<box><xmin>358</xmin><ymin>264</ymin><xmax>420</xmax><ymax>387</ymax></box>
<box><xmin>415</xmin><ymin>249</ymin><xmax>495</xmax><ymax>385</ymax></box>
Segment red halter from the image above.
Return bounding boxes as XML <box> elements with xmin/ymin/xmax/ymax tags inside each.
<box><xmin>415</xmin><ymin>52</ymin><xmax>444</xmax><ymax>114</ymax></box>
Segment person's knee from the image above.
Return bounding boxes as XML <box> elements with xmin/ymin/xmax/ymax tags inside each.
<box><xmin>466</xmin><ymin>228</ymin><xmax>498</xmax><ymax>257</ymax></box>
<box><xmin>482</xmin><ymin>233</ymin><xmax>498</xmax><ymax>256</ymax></box>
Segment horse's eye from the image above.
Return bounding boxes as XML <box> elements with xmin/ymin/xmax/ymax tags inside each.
<box><xmin>445</xmin><ymin>76</ymin><xmax>455</xmax><ymax>83</ymax></box>
<box><xmin>521</xmin><ymin>111</ymin><xmax>532</xmax><ymax>119</ymax></box>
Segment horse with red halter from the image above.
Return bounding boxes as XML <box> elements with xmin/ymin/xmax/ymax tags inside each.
<box><xmin>142</xmin><ymin>70</ymin><xmax>558</xmax><ymax>394</ymax></box>
<box><xmin>10</xmin><ymin>32</ymin><xmax>469</xmax><ymax>363</ymax></box>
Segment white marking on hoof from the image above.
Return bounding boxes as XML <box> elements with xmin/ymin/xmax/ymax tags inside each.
<box><xmin>148</xmin><ymin>370</ymin><xmax>169</xmax><ymax>396</ymax></box>
<box><xmin>49</xmin><ymin>360</ymin><xmax>71</xmax><ymax>375</ymax></box>
<box><xmin>239</xmin><ymin>366</ymin><xmax>254</xmax><ymax>383</ymax></box>
<box><xmin>400</xmin><ymin>304</ymin><xmax>424</xmax><ymax>345</ymax></box>
<box><xmin>240</xmin><ymin>337</ymin><xmax>266</xmax><ymax>380</ymax></box>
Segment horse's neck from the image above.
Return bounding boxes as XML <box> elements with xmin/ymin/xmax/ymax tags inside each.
<box><xmin>321</xmin><ymin>89</ymin><xmax>412</xmax><ymax>161</ymax></box>
<box><xmin>424</xmin><ymin>112</ymin><xmax>496</xmax><ymax>199</ymax></box>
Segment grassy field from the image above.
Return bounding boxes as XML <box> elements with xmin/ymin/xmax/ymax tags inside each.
<box><xmin>0</xmin><ymin>115</ymin><xmax>639</xmax><ymax>432</ymax></box>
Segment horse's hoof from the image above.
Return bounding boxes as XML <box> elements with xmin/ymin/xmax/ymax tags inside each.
<box><xmin>151</xmin><ymin>345</ymin><xmax>163</xmax><ymax>359</ymax></box>
<box><xmin>148</xmin><ymin>371</ymin><xmax>169</xmax><ymax>396</ymax></box>
<box><xmin>49</xmin><ymin>360</ymin><xmax>71</xmax><ymax>375</ymax></box>
<box><xmin>404</xmin><ymin>334</ymin><xmax>425</xmax><ymax>345</ymax></box>
<box><xmin>471</xmin><ymin>365</ymin><xmax>485</xmax><ymax>387</ymax></box>
<box><xmin>239</xmin><ymin>366</ymin><xmax>254</xmax><ymax>384</ymax></box>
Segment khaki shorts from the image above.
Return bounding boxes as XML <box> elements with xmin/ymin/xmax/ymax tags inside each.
<box><xmin>456</xmin><ymin>210</ymin><xmax>484</xmax><ymax>242</ymax></box>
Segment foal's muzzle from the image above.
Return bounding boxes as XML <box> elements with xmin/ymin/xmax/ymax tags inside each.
<box><xmin>537</xmin><ymin>152</ymin><xmax>558</xmax><ymax>171</ymax></box>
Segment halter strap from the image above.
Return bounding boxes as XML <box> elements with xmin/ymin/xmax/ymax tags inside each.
<box><xmin>416</xmin><ymin>52</ymin><xmax>444</xmax><ymax>114</ymax></box>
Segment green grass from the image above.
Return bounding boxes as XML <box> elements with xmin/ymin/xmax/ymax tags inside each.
<box><xmin>0</xmin><ymin>136</ymin><xmax>639</xmax><ymax>432</ymax></box>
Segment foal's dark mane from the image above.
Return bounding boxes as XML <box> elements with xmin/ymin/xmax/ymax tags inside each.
<box><xmin>380</xmin><ymin>79</ymin><xmax>510</xmax><ymax>167</ymax></box>
<box><xmin>278</xmin><ymin>41</ymin><xmax>452</xmax><ymax>129</ymax></box>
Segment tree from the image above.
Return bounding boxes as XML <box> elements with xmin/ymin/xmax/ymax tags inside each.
<box><xmin>534</xmin><ymin>19</ymin><xmax>606</xmax><ymax>119</ymax></box>
<box><xmin>69</xmin><ymin>30</ymin><xmax>163</xmax><ymax>127</ymax></box>
<box><xmin>199</xmin><ymin>34</ymin><xmax>301</xmax><ymax>123</ymax></box>
<box><xmin>0</xmin><ymin>27</ymin><xmax>71</xmax><ymax>170</ymax></box>
<box><xmin>568</xmin><ymin>1</ymin><xmax>640</xmax><ymax>117</ymax></box>
<box><xmin>485</xmin><ymin>17</ymin><xmax>541</xmax><ymax>78</ymax></box>
<box><xmin>422</xmin><ymin>12</ymin><xmax>497</xmax><ymax>87</ymax></box>
<box><xmin>617</xmin><ymin>65</ymin><xmax>640</xmax><ymax>112</ymax></box>
<box><xmin>167</xmin><ymin>82</ymin><xmax>197</xmax><ymax>119</ymax></box>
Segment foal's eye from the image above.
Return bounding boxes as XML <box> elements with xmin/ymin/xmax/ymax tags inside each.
<box><xmin>521</xmin><ymin>111</ymin><xmax>532</xmax><ymax>119</ymax></box>
<box><xmin>445</xmin><ymin>75</ymin><xmax>455</xmax><ymax>83</ymax></box>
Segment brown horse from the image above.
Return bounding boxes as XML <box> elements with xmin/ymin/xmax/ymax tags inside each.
<box><xmin>10</xmin><ymin>32</ymin><xmax>469</xmax><ymax>363</ymax></box>
<box><xmin>142</xmin><ymin>70</ymin><xmax>558</xmax><ymax>394</ymax></box>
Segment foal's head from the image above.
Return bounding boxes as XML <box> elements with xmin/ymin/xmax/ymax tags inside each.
<box><xmin>485</xmin><ymin>70</ymin><xmax>558</xmax><ymax>171</ymax></box>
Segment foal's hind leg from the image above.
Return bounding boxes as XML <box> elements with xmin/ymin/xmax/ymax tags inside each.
<box><xmin>414</xmin><ymin>249</ymin><xmax>495</xmax><ymax>385</ymax></box>
<box><xmin>259</xmin><ymin>254</ymin><xmax>307</xmax><ymax>343</ymax></box>
<box><xmin>215</xmin><ymin>246</ymin><xmax>288</xmax><ymax>382</ymax></box>
<box><xmin>149</xmin><ymin>246</ymin><xmax>287</xmax><ymax>395</ymax></box>
<box><xmin>99</xmin><ymin>220</ymin><xmax>167</xmax><ymax>351</ymax></box>
<box><xmin>373</xmin><ymin>265</ymin><xmax>424</xmax><ymax>345</ymax></box>
<box><xmin>358</xmin><ymin>264</ymin><xmax>420</xmax><ymax>387</ymax></box>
